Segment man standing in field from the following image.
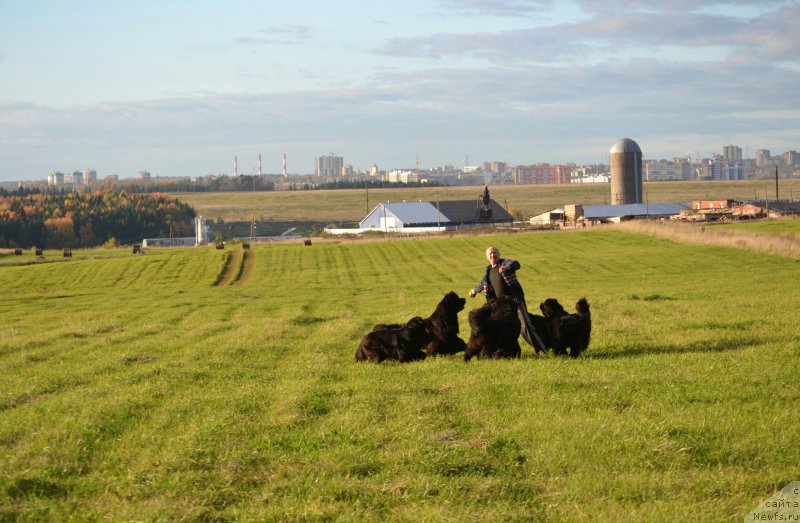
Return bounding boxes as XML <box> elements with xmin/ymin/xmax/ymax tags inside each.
<box><xmin>469</xmin><ymin>246</ymin><xmax>547</xmax><ymax>353</ymax></box>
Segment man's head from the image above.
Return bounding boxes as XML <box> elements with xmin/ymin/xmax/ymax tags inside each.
<box><xmin>485</xmin><ymin>246</ymin><xmax>500</xmax><ymax>267</ymax></box>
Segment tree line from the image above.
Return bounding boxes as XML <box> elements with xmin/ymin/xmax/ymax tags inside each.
<box><xmin>0</xmin><ymin>191</ymin><xmax>195</xmax><ymax>249</ymax></box>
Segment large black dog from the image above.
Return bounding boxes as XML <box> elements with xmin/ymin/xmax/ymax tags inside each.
<box><xmin>424</xmin><ymin>291</ymin><xmax>467</xmax><ymax>356</ymax></box>
<box><xmin>464</xmin><ymin>295</ymin><xmax>522</xmax><ymax>361</ymax></box>
<box><xmin>355</xmin><ymin>316</ymin><xmax>430</xmax><ymax>363</ymax></box>
<box><xmin>538</xmin><ymin>298</ymin><xmax>592</xmax><ymax>357</ymax></box>
<box><xmin>372</xmin><ymin>291</ymin><xmax>467</xmax><ymax>357</ymax></box>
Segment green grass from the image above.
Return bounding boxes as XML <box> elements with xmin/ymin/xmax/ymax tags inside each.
<box><xmin>1</xmin><ymin>230</ymin><xmax>798</xmax><ymax>521</ymax></box>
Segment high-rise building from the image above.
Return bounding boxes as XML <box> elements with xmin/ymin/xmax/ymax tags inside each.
<box><xmin>723</xmin><ymin>161</ymin><xmax>746</xmax><ymax>180</ymax></box>
<box><xmin>492</xmin><ymin>161</ymin><xmax>508</xmax><ymax>174</ymax></box>
<box><xmin>643</xmin><ymin>160</ymin><xmax>676</xmax><ymax>181</ymax></box>
<box><xmin>720</xmin><ymin>145</ymin><xmax>746</xmax><ymax>179</ymax></box>
<box><xmin>82</xmin><ymin>169</ymin><xmax>97</xmax><ymax>186</ymax></box>
<box><xmin>723</xmin><ymin>145</ymin><xmax>742</xmax><ymax>161</ymax></box>
<box><xmin>672</xmin><ymin>157</ymin><xmax>693</xmax><ymax>180</ymax></box>
<box><xmin>783</xmin><ymin>150</ymin><xmax>799</xmax><ymax>166</ymax></box>
<box><xmin>47</xmin><ymin>171</ymin><xmax>64</xmax><ymax>187</ymax></box>
<box><xmin>315</xmin><ymin>155</ymin><xmax>343</xmax><ymax>177</ymax></box>
<box><xmin>755</xmin><ymin>149</ymin><xmax>771</xmax><ymax>167</ymax></box>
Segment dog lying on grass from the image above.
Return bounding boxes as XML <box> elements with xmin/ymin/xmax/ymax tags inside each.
<box><xmin>371</xmin><ymin>291</ymin><xmax>467</xmax><ymax>357</ymax></box>
<box><xmin>538</xmin><ymin>298</ymin><xmax>592</xmax><ymax>357</ymax></box>
<box><xmin>464</xmin><ymin>295</ymin><xmax>522</xmax><ymax>360</ymax></box>
<box><xmin>356</xmin><ymin>316</ymin><xmax>430</xmax><ymax>363</ymax></box>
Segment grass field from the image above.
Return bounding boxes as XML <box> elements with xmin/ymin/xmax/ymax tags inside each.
<box><xmin>1</xmin><ymin>228</ymin><xmax>798</xmax><ymax>521</ymax></box>
<box><xmin>175</xmin><ymin>179</ymin><xmax>800</xmax><ymax>223</ymax></box>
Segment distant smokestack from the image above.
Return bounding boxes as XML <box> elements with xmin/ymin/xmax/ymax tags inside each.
<box><xmin>258</xmin><ymin>154</ymin><xmax>262</xmax><ymax>176</ymax></box>
<box><xmin>234</xmin><ymin>155</ymin><xmax>238</xmax><ymax>177</ymax></box>
<box><xmin>283</xmin><ymin>153</ymin><xmax>287</xmax><ymax>176</ymax></box>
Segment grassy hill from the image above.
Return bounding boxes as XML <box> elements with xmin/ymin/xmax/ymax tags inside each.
<box><xmin>1</xmin><ymin>228</ymin><xmax>798</xmax><ymax>520</ymax></box>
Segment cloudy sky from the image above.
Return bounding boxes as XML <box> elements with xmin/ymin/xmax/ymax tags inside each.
<box><xmin>1</xmin><ymin>0</ymin><xmax>798</xmax><ymax>181</ymax></box>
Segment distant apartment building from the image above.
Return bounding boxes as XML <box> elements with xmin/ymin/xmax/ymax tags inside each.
<box><xmin>724</xmin><ymin>161</ymin><xmax>746</xmax><ymax>180</ymax></box>
<box><xmin>82</xmin><ymin>169</ymin><xmax>97</xmax><ymax>186</ymax></box>
<box><xmin>723</xmin><ymin>145</ymin><xmax>742</xmax><ymax>162</ymax></box>
<box><xmin>755</xmin><ymin>149</ymin><xmax>771</xmax><ymax>167</ymax></box>
<box><xmin>342</xmin><ymin>164</ymin><xmax>354</xmax><ymax>176</ymax></box>
<box><xmin>643</xmin><ymin>158</ymin><xmax>693</xmax><ymax>181</ymax></box>
<box><xmin>710</xmin><ymin>155</ymin><xmax>746</xmax><ymax>181</ymax></box>
<box><xmin>644</xmin><ymin>160</ymin><xmax>675</xmax><ymax>181</ymax></box>
<box><xmin>674</xmin><ymin>157</ymin><xmax>694</xmax><ymax>180</ymax></box>
<box><xmin>386</xmin><ymin>170</ymin><xmax>419</xmax><ymax>183</ymax></box>
<box><xmin>492</xmin><ymin>161</ymin><xmax>508</xmax><ymax>174</ymax></box>
<box><xmin>47</xmin><ymin>171</ymin><xmax>65</xmax><ymax>187</ymax></box>
<box><xmin>514</xmin><ymin>164</ymin><xmax>571</xmax><ymax>185</ymax></box>
<box><xmin>315</xmin><ymin>155</ymin><xmax>343</xmax><ymax>177</ymax></box>
<box><xmin>784</xmin><ymin>150</ymin><xmax>799</xmax><ymax>166</ymax></box>
<box><xmin>482</xmin><ymin>161</ymin><xmax>508</xmax><ymax>174</ymax></box>
<box><xmin>138</xmin><ymin>170</ymin><xmax>151</xmax><ymax>180</ymax></box>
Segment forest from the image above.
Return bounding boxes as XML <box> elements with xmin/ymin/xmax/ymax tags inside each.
<box><xmin>0</xmin><ymin>191</ymin><xmax>195</xmax><ymax>248</ymax></box>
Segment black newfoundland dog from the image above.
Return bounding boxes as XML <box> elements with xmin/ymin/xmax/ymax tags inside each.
<box><xmin>369</xmin><ymin>291</ymin><xmax>467</xmax><ymax>358</ymax></box>
<box><xmin>355</xmin><ymin>316</ymin><xmax>429</xmax><ymax>363</ymax></box>
<box><xmin>423</xmin><ymin>291</ymin><xmax>467</xmax><ymax>356</ymax></box>
<box><xmin>538</xmin><ymin>297</ymin><xmax>592</xmax><ymax>357</ymax></box>
<box><xmin>464</xmin><ymin>295</ymin><xmax>522</xmax><ymax>361</ymax></box>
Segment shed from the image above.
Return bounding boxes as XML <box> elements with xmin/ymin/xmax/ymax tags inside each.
<box><xmin>731</xmin><ymin>200</ymin><xmax>800</xmax><ymax>218</ymax></box>
<box><xmin>530</xmin><ymin>208</ymin><xmax>565</xmax><ymax>226</ymax></box>
<box><xmin>582</xmin><ymin>203</ymin><xmax>691</xmax><ymax>223</ymax></box>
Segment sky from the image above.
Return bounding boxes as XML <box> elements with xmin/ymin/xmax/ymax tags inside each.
<box><xmin>1</xmin><ymin>0</ymin><xmax>799</xmax><ymax>181</ymax></box>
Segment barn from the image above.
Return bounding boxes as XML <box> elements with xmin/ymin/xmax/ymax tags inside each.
<box><xmin>325</xmin><ymin>190</ymin><xmax>514</xmax><ymax>235</ymax></box>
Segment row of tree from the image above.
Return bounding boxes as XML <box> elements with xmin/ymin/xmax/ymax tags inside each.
<box><xmin>0</xmin><ymin>191</ymin><xmax>195</xmax><ymax>249</ymax></box>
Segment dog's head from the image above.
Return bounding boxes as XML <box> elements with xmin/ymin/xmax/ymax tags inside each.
<box><xmin>440</xmin><ymin>291</ymin><xmax>467</xmax><ymax>313</ymax></box>
<box><xmin>575</xmin><ymin>298</ymin><xmax>590</xmax><ymax>316</ymax></box>
<box><xmin>540</xmin><ymin>298</ymin><xmax>566</xmax><ymax>318</ymax></box>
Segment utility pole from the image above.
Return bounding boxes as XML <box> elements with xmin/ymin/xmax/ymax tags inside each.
<box><xmin>775</xmin><ymin>166</ymin><xmax>779</xmax><ymax>201</ymax></box>
<box><xmin>436</xmin><ymin>193</ymin><xmax>440</xmax><ymax>229</ymax></box>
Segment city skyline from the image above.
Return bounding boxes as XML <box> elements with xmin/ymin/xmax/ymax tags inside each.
<box><xmin>1</xmin><ymin>1</ymin><xmax>799</xmax><ymax>182</ymax></box>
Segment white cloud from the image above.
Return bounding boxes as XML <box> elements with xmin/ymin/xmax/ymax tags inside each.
<box><xmin>1</xmin><ymin>1</ymin><xmax>798</xmax><ymax>180</ymax></box>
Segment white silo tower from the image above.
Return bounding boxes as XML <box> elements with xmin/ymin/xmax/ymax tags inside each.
<box><xmin>195</xmin><ymin>216</ymin><xmax>208</xmax><ymax>245</ymax></box>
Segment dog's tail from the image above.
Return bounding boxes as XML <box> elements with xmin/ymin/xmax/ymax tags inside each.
<box><xmin>575</xmin><ymin>298</ymin><xmax>590</xmax><ymax>316</ymax></box>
